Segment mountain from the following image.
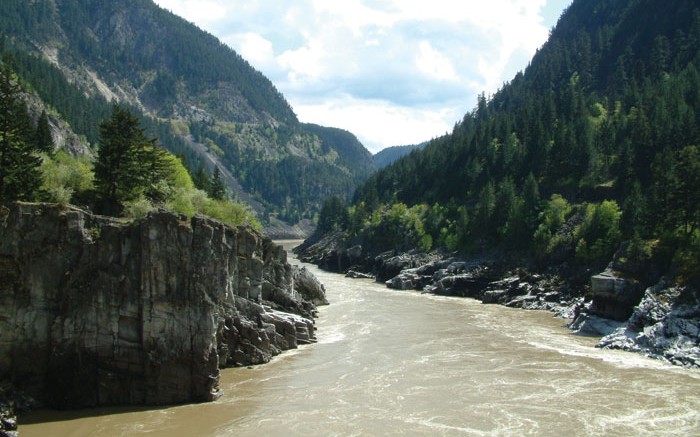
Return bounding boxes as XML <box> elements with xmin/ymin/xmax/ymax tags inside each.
<box><xmin>373</xmin><ymin>142</ymin><xmax>428</xmax><ymax>170</ymax></box>
<box><xmin>294</xmin><ymin>0</ymin><xmax>700</xmax><ymax>369</ymax></box>
<box><xmin>316</xmin><ymin>0</ymin><xmax>700</xmax><ymax>283</ymax></box>
<box><xmin>0</xmin><ymin>0</ymin><xmax>374</xmax><ymax>226</ymax></box>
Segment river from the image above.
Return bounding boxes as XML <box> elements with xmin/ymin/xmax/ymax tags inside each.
<box><xmin>20</xmin><ymin>241</ymin><xmax>700</xmax><ymax>436</ymax></box>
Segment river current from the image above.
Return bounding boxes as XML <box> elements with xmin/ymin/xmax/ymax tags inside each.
<box><xmin>21</xmin><ymin>241</ymin><xmax>700</xmax><ymax>436</ymax></box>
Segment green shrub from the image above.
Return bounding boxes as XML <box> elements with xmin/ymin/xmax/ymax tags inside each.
<box><xmin>40</xmin><ymin>151</ymin><xmax>94</xmax><ymax>204</ymax></box>
<box><xmin>199</xmin><ymin>197</ymin><xmax>261</xmax><ymax>231</ymax></box>
<box><xmin>123</xmin><ymin>197</ymin><xmax>156</xmax><ymax>221</ymax></box>
<box><xmin>575</xmin><ymin>200</ymin><xmax>622</xmax><ymax>264</ymax></box>
<box><xmin>533</xmin><ymin>194</ymin><xmax>571</xmax><ymax>258</ymax></box>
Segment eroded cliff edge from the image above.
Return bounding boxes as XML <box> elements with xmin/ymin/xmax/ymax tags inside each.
<box><xmin>0</xmin><ymin>202</ymin><xmax>326</xmax><ymax>409</ymax></box>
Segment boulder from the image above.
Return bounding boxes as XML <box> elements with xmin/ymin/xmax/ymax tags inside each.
<box><xmin>569</xmin><ymin>313</ymin><xmax>626</xmax><ymax>336</ymax></box>
<box><xmin>589</xmin><ymin>267</ymin><xmax>644</xmax><ymax>321</ymax></box>
<box><xmin>345</xmin><ymin>270</ymin><xmax>374</xmax><ymax>279</ymax></box>
<box><xmin>430</xmin><ymin>273</ymin><xmax>490</xmax><ymax>297</ymax></box>
<box><xmin>293</xmin><ymin>266</ymin><xmax>329</xmax><ymax>306</ymax></box>
<box><xmin>386</xmin><ymin>270</ymin><xmax>426</xmax><ymax>290</ymax></box>
<box><xmin>482</xmin><ymin>289</ymin><xmax>508</xmax><ymax>304</ymax></box>
<box><xmin>375</xmin><ymin>251</ymin><xmax>441</xmax><ymax>282</ymax></box>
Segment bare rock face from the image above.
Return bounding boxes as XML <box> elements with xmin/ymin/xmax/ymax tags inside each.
<box><xmin>0</xmin><ymin>203</ymin><xmax>325</xmax><ymax>408</ymax></box>
<box><xmin>590</xmin><ymin>267</ymin><xmax>644</xmax><ymax>321</ymax></box>
<box><xmin>597</xmin><ymin>282</ymin><xmax>700</xmax><ymax>367</ymax></box>
<box><xmin>293</xmin><ymin>266</ymin><xmax>329</xmax><ymax>306</ymax></box>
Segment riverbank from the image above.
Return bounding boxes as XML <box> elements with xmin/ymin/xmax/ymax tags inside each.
<box><xmin>0</xmin><ymin>203</ymin><xmax>328</xmax><ymax>434</ymax></box>
<box><xmin>294</xmin><ymin>232</ymin><xmax>700</xmax><ymax>368</ymax></box>
<box><xmin>19</xmin><ymin>248</ymin><xmax>700</xmax><ymax>436</ymax></box>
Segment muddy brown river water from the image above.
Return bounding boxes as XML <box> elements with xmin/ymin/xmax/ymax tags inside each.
<box><xmin>20</xmin><ymin>242</ymin><xmax>700</xmax><ymax>436</ymax></box>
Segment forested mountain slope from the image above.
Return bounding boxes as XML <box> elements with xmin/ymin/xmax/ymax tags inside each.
<box><xmin>373</xmin><ymin>142</ymin><xmax>428</xmax><ymax>170</ymax></box>
<box><xmin>320</xmin><ymin>0</ymin><xmax>700</xmax><ymax>284</ymax></box>
<box><xmin>0</xmin><ymin>0</ymin><xmax>374</xmax><ymax>225</ymax></box>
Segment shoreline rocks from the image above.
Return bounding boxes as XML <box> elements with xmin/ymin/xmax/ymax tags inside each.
<box><xmin>0</xmin><ymin>202</ymin><xmax>327</xmax><ymax>410</ymax></box>
<box><xmin>294</xmin><ymin>230</ymin><xmax>699</xmax><ymax>368</ymax></box>
<box><xmin>0</xmin><ymin>404</ymin><xmax>17</xmax><ymax>437</ymax></box>
<box><xmin>595</xmin><ymin>281</ymin><xmax>700</xmax><ymax>367</ymax></box>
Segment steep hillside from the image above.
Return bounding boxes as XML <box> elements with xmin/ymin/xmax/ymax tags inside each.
<box><xmin>297</xmin><ymin>0</ymin><xmax>700</xmax><ymax>367</ymax></box>
<box><xmin>0</xmin><ymin>0</ymin><xmax>373</xmax><ymax>226</ymax></box>
<box><xmin>310</xmin><ymin>0</ymin><xmax>700</xmax><ymax>286</ymax></box>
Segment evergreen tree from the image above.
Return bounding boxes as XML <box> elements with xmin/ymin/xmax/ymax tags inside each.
<box><xmin>672</xmin><ymin>145</ymin><xmax>700</xmax><ymax>236</ymax></box>
<box><xmin>142</xmin><ymin>141</ymin><xmax>175</xmax><ymax>204</ymax></box>
<box><xmin>0</xmin><ymin>62</ymin><xmax>41</xmax><ymax>201</ymax></box>
<box><xmin>620</xmin><ymin>180</ymin><xmax>646</xmax><ymax>238</ymax></box>
<box><xmin>208</xmin><ymin>166</ymin><xmax>226</xmax><ymax>200</ymax></box>
<box><xmin>33</xmin><ymin>109</ymin><xmax>53</xmax><ymax>154</ymax></box>
<box><xmin>94</xmin><ymin>105</ymin><xmax>164</xmax><ymax>214</ymax></box>
<box><xmin>317</xmin><ymin>195</ymin><xmax>349</xmax><ymax>233</ymax></box>
<box><xmin>192</xmin><ymin>164</ymin><xmax>210</xmax><ymax>192</ymax></box>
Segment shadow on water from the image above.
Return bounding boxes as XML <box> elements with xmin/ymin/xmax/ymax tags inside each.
<box><xmin>21</xmin><ymin>403</ymin><xmax>179</xmax><ymax>425</ymax></box>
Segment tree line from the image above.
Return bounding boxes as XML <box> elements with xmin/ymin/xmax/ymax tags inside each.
<box><xmin>318</xmin><ymin>0</ymin><xmax>700</xmax><ymax>285</ymax></box>
<box><xmin>0</xmin><ymin>60</ymin><xmax>258</xmax><ymax>229</ymax></box>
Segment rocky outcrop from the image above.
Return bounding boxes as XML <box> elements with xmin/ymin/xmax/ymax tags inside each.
<box><xmin>0</xmin><ymin>202</ymin><xmax>325</xmax><ymax>408</ymax></box>
<box><xmin>375</xmin><ymin>251</ymin><xmax>444</xmax><ymax>283</ymax></box>
<box><xmin>296</xmin><ymin>231</ymin><xmax>581</xmax><ymax>316</ymax></box>
<box><xmin>596</xmin><ymin>282</ymin><xmax>700</xmax><ymax>367</ymax></box>
<box><xmin>0</xmin><ymin>383</ymin><xmax>29</xmax><ymax>437</ymax></box>
<box><xmin>0</xmin><ymin>402</ymin><xmax>17</xmax><ymax>437</ymax></box>
<box><xmin>377</xmin><ymin>252</ymin><xmax>580</xmax><ymax>316</ymax></box>
<box><xmin>23</xmin><ymin>92</ymin><xmax>92</xmax><ymax>157</ymax></box>
<box><xmin>294</xmin><ymin>231</ymin><xmax>367</xmax><ymax>273</ymax></box>
<box><xmin>293</xmin><ymin>266</ymin><xmax>329</xmax><ymax>306</ymax></box>
<box><xmin>589</xmin><ymin>267</ymin><xmax>644</xmax><ymax>321</ymax></box>
<box><xmin>0</xmin><ymin>408</ymin><xmax>17</xmax><ymax>437</ymax></box>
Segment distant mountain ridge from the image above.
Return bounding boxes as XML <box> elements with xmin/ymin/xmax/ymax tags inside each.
<box><xmin>0</xmin><ymin>0</ymin><xmax>375</xmax><ymax>227</ymax></box>
<box><xmin>373</xmin><ymin>142</ymin><xmax>428</xmax><ymax>169</ymax></box>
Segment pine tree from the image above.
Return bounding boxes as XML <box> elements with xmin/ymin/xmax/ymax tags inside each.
<box><xmin>673</xmin><ymin>145</ymin><xmax>700</xmax><ymax>236</ymax></box>
<box><xmin>192</xmin><ymin>164</ymin><xmax>210</xmax><ymax>192</ymax></box>
<box><xmin>93</xmin><ymin>105</ymin><xmax>166</xmax><ymax>215</ymax></box>
<box><xmin>208</xmin><ymin>166</ymin><xmax>226</xmax><ymax>200</ymax></box>
<box><xmin>34</xmin><ymin>109</ymin><xmax>54</xmax><ymax>154</ymax></box>
<box><xmin>142</xmin><ymin>140</ymin><xmax>174</xmax><ymax>204</ymax></box>
<box><xmin>0</xmin><ymin>62</ymin><xmax>42</xmax><ymax>202</ymax></box>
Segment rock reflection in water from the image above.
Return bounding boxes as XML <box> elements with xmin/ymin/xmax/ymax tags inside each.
<box><xmin>20</xmin><ymin>241</ymin><xmax>700</xmax><ymax>436</ymax></box>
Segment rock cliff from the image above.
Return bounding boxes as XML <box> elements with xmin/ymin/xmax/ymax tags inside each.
<box><xmin>0</xmin><ymin>202</ymin><xmax>325</xmax><ymax>408</ymax></box>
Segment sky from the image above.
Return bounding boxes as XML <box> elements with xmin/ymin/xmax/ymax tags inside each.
<box><xmin>153</xmin><ymin>0</ymin><xmax>572</xmax><ymax>154</ymax></box>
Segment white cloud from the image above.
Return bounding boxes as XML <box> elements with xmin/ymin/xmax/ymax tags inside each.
<box><xmin>154</xmin><ymin>0</ymin><xmax>229</xmax><ymax>27</ymax></box>
<box><xmin>416</xmin><ymin>41</ymin><xmax>459</xmax><ymax>82</ymax></box>
<box><xmin>152</xmin><ymin>0</ymin><xmax>572</xmax><ymax>151</ymax></box>
<box><xmin>295</xmin><ymin>95</ymin><xmax>460</xmax><ymax>153</ymax></box>
<box><xmin>227</xmin><ymin>33</ymin><xmax>275</xmax><ymax>68</ymax></box>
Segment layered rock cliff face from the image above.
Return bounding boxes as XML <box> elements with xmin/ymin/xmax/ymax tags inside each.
<box><xmin>0</xmin><ymin>202</ymin><xmax>325</xmax><ymax>408</ymax></box>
